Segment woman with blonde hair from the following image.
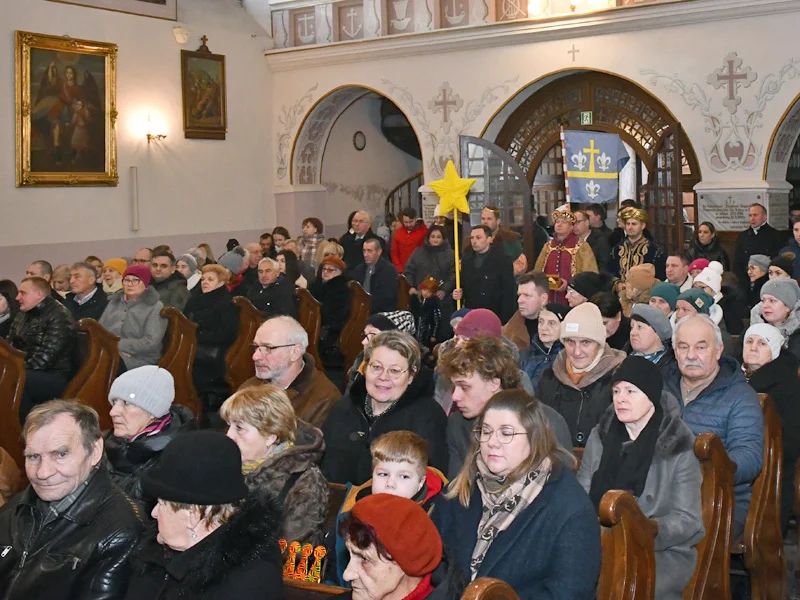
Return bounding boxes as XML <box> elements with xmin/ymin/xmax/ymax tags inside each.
<box><xmin>436</xmin><ymin>389</ymin><xmax>601</xmax><ymax>599</ymax></box>
<box><xmin>314</xmin><ymin>240</ymin><xmax>345</xmax><ymax>270</ymax></box>
<box><xmin>198</xmin><ymin>242</ymin><xmax>216</xmax><ymax>264</ymax></box>
<box><xmin>221</xmin><ymin>385</ymin><xmax>328</xmax><ymax>546</ymax></box>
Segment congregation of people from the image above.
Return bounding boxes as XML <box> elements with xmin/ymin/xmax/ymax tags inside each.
<box><xmin>1</xmin><ymin>199</ymin><xmax>799</xmax><ymax>600</ymax></box>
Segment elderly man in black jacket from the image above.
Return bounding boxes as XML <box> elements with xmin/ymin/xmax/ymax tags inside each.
<box><xmin>734</xmin><ymin>203</ymin><xmax>785</xmax><ymax>292</ymax></box>
<box><xmin>246</xmin><ymin>257</ymin><xmax>297</xmax><ymax>318</ymax></box>
<box><xmin>62</xmin><ymin>262</ymin><xmax>108</xmax><ymax>322</ymax></box>
<box><xmin>352</xmin><ymin>238</ymin><xmax>398</xmax><ymax>314</ymax></box>
<box><xmin>9</xmin><ymin>277</ymin><xmax>77</xmax><ymax>422</ymax></box>
<box><xmin>0</xmin><ymin>400</ymin><xmax>142</xmax><ymax>600</ymax></box>
<box><xmin>452</xmin><ymin>225</ymin><xmax>517</xmax><ymax>324</ymax></box>
<box><xmin>340</xmin><ymin>211</ymin><xmax>386</xmax><ymax>273</ymax></box>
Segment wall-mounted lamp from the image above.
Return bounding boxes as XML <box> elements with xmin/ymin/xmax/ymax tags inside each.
<box><xmin>173</xmin><ymin>26</ymin><xmax>191</xmax><ymax>45</ymax></box>
<box><xmin>146</xmin><ymin>115</ymin><xmax>167</xmax><ymax>143</ymax></box>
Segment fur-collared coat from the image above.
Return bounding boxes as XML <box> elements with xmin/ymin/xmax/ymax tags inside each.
<box><xmin>244</xmin><ymin>421</ymin><xmax>328</xmax><ymax>547</ymax></box>
<box><xmin>576</xmin><ymin>392</ymin><xmax>704</xmax><ymax>600</ymax></box>
<box><xmin>100</xmin><ymin>286</ymin><xmax>167</xmax><ymax>369</ymax></box>
<box><xmin>125</xmin><ymin>490</ymin><xmax>284</xmax><ymax>600</ymax></box>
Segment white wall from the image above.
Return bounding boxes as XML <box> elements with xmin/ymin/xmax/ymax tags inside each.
<box><xmin>0</xmin><ymin>0</ymin><xmax>274</xmax><ymax>279</ymax></box>
<box><xmin>321</xmin><ymin>95</ymin><xmax>422</xmax><ymax>226</ymax></box>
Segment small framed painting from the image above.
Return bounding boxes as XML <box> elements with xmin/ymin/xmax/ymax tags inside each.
<box><xmin>46</xmin><ymin>0</ymin><xmax>177</xmax><ymax>21</ymax></box>
<box><xmin>181</xmin><ymin>37</ymin><xmax>227</xmax><ymax>140</ymax></box>
<box><xmin>15</xmin><ymin>30</ymin><xmax>118</xmax><ymax>187</ymax></box>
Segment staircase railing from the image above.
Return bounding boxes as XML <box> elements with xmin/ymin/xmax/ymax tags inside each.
<box><xmin>385</xmin><ymin>171</ymin><xmax>424</xmax><ymax>226</ymax></box>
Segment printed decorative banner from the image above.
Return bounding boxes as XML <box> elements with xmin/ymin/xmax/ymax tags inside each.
<box><xmin>563</xmin><ymin>131</ymin><xmax>629</xmax><ymax>203</ymax></box>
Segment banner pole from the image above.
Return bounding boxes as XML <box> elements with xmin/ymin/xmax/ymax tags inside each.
<box><xmin>560</xmin><ymin>125</ymin><xmax>571</xmax><ymax>210</ymax></box>
<box><xmin>453</xmin><ymin>209</ymin><xmax>461</xmax><ymax>310</ymax></box>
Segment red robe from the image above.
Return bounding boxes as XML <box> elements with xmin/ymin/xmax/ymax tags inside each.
<box><xmin>540</xmin><ymin>233</ymin><xmax>582</xmax><ymax>303</ymax></box>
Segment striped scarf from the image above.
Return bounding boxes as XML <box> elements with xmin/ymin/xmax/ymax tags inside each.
<box><xmin>130</xmin><ymin>413</ymin><xmax>173</xmax><ymax>442</ymax></box>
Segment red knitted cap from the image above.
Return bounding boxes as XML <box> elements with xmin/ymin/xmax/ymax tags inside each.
<box><xmin>122</xmin><ymin>264</ymin><xmax>152</xmax><ymax>287</ymax></box>
<box><xmin>350</xmin><ymin>494</ymin><xmax>442</xmax><ymax>576</ymax></box>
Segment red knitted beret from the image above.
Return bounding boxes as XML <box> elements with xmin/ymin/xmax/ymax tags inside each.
<box><xmin>350</xmin><ymin>494</ymin><xmax>442</xmax><ymax>576</ymax></box>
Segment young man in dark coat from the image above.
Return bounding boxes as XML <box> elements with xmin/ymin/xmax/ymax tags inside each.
<box><xmin>733</xmin><ymin>203</ymin><xmax>785</xmax><ymax>293</ymax></box>
<box><xmin>452</xmin><ymin>225</ymin><xmax>517</xmax><ymax>324</ymax></box>
<box><xmin>149</xmin><ymin>251</ymin><xmax>190</xmax><ymax>312</ymax></box>
<box><xmin>351</xmin><ymin>238</ymin><xmax>398</xmax><ymax>314</ymax></box>
<box><xmin>62</xmin><ymin>262</ymin><xmax>108</xmax><ymax>322</ymax></box>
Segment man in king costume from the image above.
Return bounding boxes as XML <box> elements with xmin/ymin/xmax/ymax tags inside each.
<box><xmin>610</xmin><ymin>206</ymin><xmax>666</xmax><ymax>291</ymax></box>
<box><xmin>534</xmin><ymin>205</ymin><xmax>598</xmax><ymax>303</ymax></box>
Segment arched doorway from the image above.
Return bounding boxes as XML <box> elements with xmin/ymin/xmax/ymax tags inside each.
<box><xmin>489</xmin><ymin>71</ymin><xmax>702</xmax><ymax>251</ymax></box>
<box><xmin>764</xmin><ymin>93</ymin><xmax>800</xmax><ymax>217</ymax></box>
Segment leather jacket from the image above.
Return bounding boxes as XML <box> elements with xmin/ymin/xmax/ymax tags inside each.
<box><xmin>0</xmin><ymin>465</ymin><xmax>143</xmax><ymax>600</ymax></box>
<box><xmin>8</xmin><ymin>296</ymin><xmax>76</xmax><ymax>373</ymax></box>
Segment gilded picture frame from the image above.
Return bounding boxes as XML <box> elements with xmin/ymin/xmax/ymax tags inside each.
<box><xmin>181</xmin><ymin>38</ymin><xmax>227</xmax><ymax>140</ymax></box>
<box><xmin>15</xmin><ymin>30</ymin><xmax>118</xmax><ymax>187</ymax></box>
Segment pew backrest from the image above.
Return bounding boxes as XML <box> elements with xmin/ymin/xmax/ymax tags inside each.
<box><xmin>397</xmin><ymin>275</ymin><xmax>411</xmax><ymax>311</ymax></box>
<box><xmin>284</xmin><ymin>579</ymin><xmax>347</xmax><ymax>600</ymax></box>
<box><xmin>338</xmin><ymin>281</ymin><xmax>371</xmax><ymax>370</ymax></box>
<box><xmin>326</xmin><ymin>482</ymin><xmax>347</xmax><ymax>531</ymax></box>
<box><xmin>63</xmin><ymin>318</ymin><xmax>120</xmax><ymax>431</ymax></box>
<box><xmin>159</xmin><ymin>307</ymin><xmax>201</xmax><ymax>417</ymax></box>
<box><xmin>461</xmin><ymin>578</ymin><xmax>521</xmax><ymax>600</ymax></box>
<box><xmin>597</xmin><ymin>490</ymin><xmax>658</xmax><ymax>600</ymax></box>
<box><xmin>683</xmin><ymin>432</ymin><xmax>735</xmax><ymax>600</ymax></box>
<box><xmin>224</xmin><ymin>296</ymin><xmax>264</xmax><ymax>392</ymax></box>
<box><xmin>0</xmin><ymin>339</ymin><xmax>26</xmax><ymax>469</ymax></box>
<box><xmin>294</xmin><ymin>288</ymin><xmax>324</xmax><ymax>370</ymax></box>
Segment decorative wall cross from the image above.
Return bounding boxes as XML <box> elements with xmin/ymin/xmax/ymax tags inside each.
<box><xmin>429</xmin><ymin>82</ymin><xmax>463</xmax><ymax>134</ymax></box>
<box><xmin>568</xmin><ymin>44</ymin><xmax>580</xmax><ymax>62</ymax></box>
<box><xmin>707</xmin><ymin>52</ymin><xmax>756</xmax><ymax>114</ymax></box>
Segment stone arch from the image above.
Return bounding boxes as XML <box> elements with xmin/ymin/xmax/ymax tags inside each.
<box><xmin>763</xmin><ymin>92</ymin><xmax>800</xmax><ymax>181</ymax></box>
<box><xmin>289</xmin><ymin>84</ymin><xmax>422</xmax><ymax>185</ymax></box>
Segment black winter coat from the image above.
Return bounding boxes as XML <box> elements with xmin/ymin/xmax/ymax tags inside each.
<box><xmin>310</xmin><ymin>274</ymin><xmax>351</xmax><ymax>360</ymax></box>
<box><xmin>104</xmin><ymin>405</ymin><xmax>196</xmax><ymax>513</ymax></box>
<box><xmin>340</xmin><ymin>229</ymin><xmax>386</xmax><ymax>273</ymax></box>
<box><xmin>63</xmin><ymin>286</ymin><xmax>108</xmax><ymax>322</ymax></box>
<box><xmin>536</xmin><ymin>346</ymin><xmax>627</xmax><ymax>447</ymax></box>
<box><xmin>8</xmin><ymin>296</ymin><xmax>76</xmax><ymax>374</ymax></box>
<box><xmin>351</xmin><ymin>257</ymin><xmax>398</xmax><ymax>314</ymax></box>
<box><xmin>747</xmin><ymin>350</ymin><xmax>800</xmax><ymax>531</ymax></box>
<box><xmin>151</xmin><ymin>271</ymin><xmax>189</xmax><ymax>312</ymax></box>
<box><xmin>719</xmin><ymin>282</ymin><xmax>749</xmax><ymax>335</ymax></box>
<box><xmin>0</xmin><ymin>466</ymin><xmax>143</xmax><ymax>600</ymax></box>
<box><xmin>687</xmin><ymin>237</ymin><xmax>731</xmax><ymax>271</ymax></box>
<box><xmin>733</xmin><ymin>223</ymin><xmax>785</xmax><ymax>291</ymax></box>
<box><xmin>459</xmin><ymin>245</ymin><xmax>517</xmax><ymax>324</ymax></box>
<box><xmin>124</xmin><ymin>490</ymin><xmax>284</xmax><ymax>600</ymax></box>
<box><xmin>246</xmin><ymin>274</ymin><xmax>297</xmax><ymax>319</ymax></box>
<box><xmin>321</xmin><ymin>368</ymin><xmax>448</xmax><ymax>485</ymax></box>
<box><xmin>184</xmin><ymin>285</ymin><xmax>238</xmax><ymax>394</ymax></box>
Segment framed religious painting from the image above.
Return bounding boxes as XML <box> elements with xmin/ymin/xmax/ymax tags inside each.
<box><xmin>46</xmin><ymin>0</ymin><xmax>177</xmax><ymax>21</ymax></box>
<box><xmin>15</xmin><ymin>31</ymin><xmax>118</xmax><ymax>187</ymax></box>
<box><xmin>181</xmin><ymin>37</ymin><xmax>227</xmax><ymax>140</ymax></box>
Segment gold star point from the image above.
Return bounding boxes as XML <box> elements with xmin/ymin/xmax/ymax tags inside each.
<box><xmin>429</xmin><ymin>160</ymin><xmax>474</xmax><ymax>215</ymax></box>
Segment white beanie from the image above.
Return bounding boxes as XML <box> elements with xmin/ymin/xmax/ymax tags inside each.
<box><xmin>693</xmin><ymin>261</ymin><xmax>724</xmax><ymax>296</ymax></box>
<box><xmin>109</xmin><ymin>365</ymin><xmax>175</xmax><ymax>418</ymax></box>
<box><xmin>743</xmin><ymin>323</ymin><xmax>784</xmax><ymax>360</ymax></box>
<box><xmin>433</xmin><ymin>204</ymin><xmax>441</xmax><ymax>217</ymax></box>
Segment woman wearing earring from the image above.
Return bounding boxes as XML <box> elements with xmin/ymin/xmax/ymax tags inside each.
<box><xmin>125</xmin><ymin>431</ymin><xmax>284</xmax><ymax>599</ymax></box>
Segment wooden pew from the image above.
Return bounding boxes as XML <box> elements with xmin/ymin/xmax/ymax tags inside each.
<box><xmin>0</xmin><ymin>339</ymin><xmax>26</xmax><ymax>470</ymax></box>
<box><xmin>159</xmin><ymin>307</ymin><xmax>202</xmax><ymax>417</ymax></box>
<box><xmin>284</xmin><ymin>579</ymin><xmax>347</xmax><ymax>600</ymax></box>
<box><xmin>326</xmin><ymin>482</ymin><xmax>347</xmax><ymax>531</ymax></box>
<box><xmin>63</xmin><ymin>319</ymin><xmax>120</xmax><ymax>431</ymax></box>
<box><xmin>597</xmin><ymin>490</ymin><xmax>658</xmax><ymax>600</ymax></box>
<box><xmin>295</xmin><ymin>288</ymin><xmax>324</xmax><ymax>370</ymax></box>
<box><xmin>338</xmin><ymin>281</ymin><xmax>371</xmax><ymax>370</ymax></box>
<box><xmin>224</xmin><ymin>296</ymin><xmax>264</xmax><ymax>392</ymax></box>
<box><xmin>462</xmin><ymin>578</ymin><xmax>520</xmax><ymax>600</ymax></box>
<box><xmin>397</xmin><ymin>274</ymin><xmax>411</xmax><ymax>311</ymax></box>
<box><xmin>683</xmin><ymin>433</ymin><xmax>735</xmax><ymax>600</ymax></box>
<box><xmin>730</xmin><ymin>393</ymin><xmax>785</xmax><ymax>600</ymax></box>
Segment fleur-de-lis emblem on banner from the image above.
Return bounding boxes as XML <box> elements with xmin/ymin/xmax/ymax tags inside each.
<box><xmin>571</xmin><ymin>151</ymin><xmax>587</xmax><ymax>170</ymax></box>
<box><xmin>586</xmin><ymin>180</ymin><xmax>600</xmax><ymax>199</ymax></box>
<box><xmin>597</xmin><ymin>152</ymin><xmax>612</xmax><ymax>171</ymax></box>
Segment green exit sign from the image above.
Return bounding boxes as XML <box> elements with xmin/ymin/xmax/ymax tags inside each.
<box><xmin>580</xmin><ymin>111</ymin><xmax>593</xmax><ymax>125</ymax></box>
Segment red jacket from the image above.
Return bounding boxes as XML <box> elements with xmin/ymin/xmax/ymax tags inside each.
<box><xmin>391</xmin><ymin>221</ymin><xmax>428</xmax><ymax>272</ymax></box>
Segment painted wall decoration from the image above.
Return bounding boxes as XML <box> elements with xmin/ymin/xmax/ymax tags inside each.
<box><xmin>47</xmin><ymin>0</ymin><xmax>177</xmax><ymax>20</ymax></box>
<box><xmin>293</xmin><ymin>9</ymin><xmax>317</xmax><ymax>46</ymax></box>
<box><xmin>389</xmin><ymin>0</ymin><xmax>416</xmax><ymax>34</ymax></box>
<box><xmin>642</xmin><ymin>52</ymin><xmax>800</xmax><ymax>173</ymax></box>
<box><xmin>382</xmin><ymin>76</ymin><xmax>519</xmax><ymax>177</ymax></box>
<box><xmin>337</xmin><ymin>4</ymin><xmax>364</xmax><ymax>41</ymax></box>
<box><xmin>15</xmin><ymin>30</ymin><xmax>118</xmax><ymax>187</ymax></box>
<box><xmin>181</xmin><ymin>37</ymin><xmax>227</xmax><ymax>140</ymax></box>
<box><xmin>277</xmin><ymin>83</ymin><xmax>318</xmax><ymax>180</ymax></box>
<box><xmin>428</xmin><ymin>82</ymin><xmax>462</xmax><ymax>134</ymax></box>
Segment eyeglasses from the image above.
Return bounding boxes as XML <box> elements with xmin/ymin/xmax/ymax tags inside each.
<box><xmin>473</xmin><ymin>426</ymin><xmax>526</xmax><ymax>444</ymax></box>
<box><xmin>367</xmin><ymin>363</ymin><xmax>408</xmax><ymax>380</ymax></box>
<box><xmin>251</xmin><ymin>343</ymin><xmax>296</xmax><ymax>356</ymax></box>
<box><xmin>132</xmin><ymin>258</ymin><xmax>150</xmax><ymax>265</ymax></box>
<box><xmin>361</xmin><ymin>332</ymin><xmax>377</xmax><ymax>343</ymax></box>
<box><xmin>321</xmin><ymin>266</ymin><xmax>341</xmax><ymax>273</ymax></box>
<box><xmin>575</xmin><ymin>219</ymin><xmax>588</xmax><ymax>224</ymax></box>
<box><xmin>122</xmin><ymin>277</ymin><xmax>142</xmax><ymax>285</ymax></box>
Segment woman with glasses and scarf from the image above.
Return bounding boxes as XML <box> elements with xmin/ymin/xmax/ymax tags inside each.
<box><xmin>436</xmin><ymin>389</ymin><xmax>600</xmax><ymax>599</ymax></box>
<box><xmin>576</xmin><ymin>356</ymin><xmax>703</xmax><ymax>600</ymax></box>
<box><xmin>321</xmin><ymin>330</ymin><xmax>448</xmax><ymax>485</ymax></box>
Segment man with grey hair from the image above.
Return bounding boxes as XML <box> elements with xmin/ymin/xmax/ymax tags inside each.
<box><xmin>242</xmin><ymin>242</ymin><xmax>264</xmax><ymax>291</ymax></box>
<box><xmin>340</xmin><ymin>210</ymin><xmax>386</xmax><ymax>272</ymax></box>
<box><xmin>352</xmin><ymin>238</ymin><xmax>398</xmax><ymax>314</ymax></box>
<box><xmin>663</xmin><ymin>313</ymin><xmax>764</xmax><ymax>539</ymax></box>
<box><xmin>240</xmin><ymin>315</ymin><xmax>340</xmax><ymax>427</ymax></box>
<box><xmin>0</xmin><ymin>400</ymin><xmax>142</xmax><ymax>599</ymax></box>
<box><xmin>246</xmin><ymin>257</ymin><xmax>297</xmax><ymax>318</ymax></box>
<box><xmin>63</xmin><ymin>262</ymin><xmax>107</xmax><ymax>321</ymax></box>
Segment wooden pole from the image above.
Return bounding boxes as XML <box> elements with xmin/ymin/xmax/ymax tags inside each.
<box><xmin>453</xmin><ymin>209</ymin><xmax>461</xmax><ymax>309</ymax></box>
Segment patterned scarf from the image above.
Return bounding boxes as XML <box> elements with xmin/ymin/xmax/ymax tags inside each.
<box><xmin>129</xmin><ymin>413</ymin><xmax>172</xmax><ymax>442</ymax></box>
<box><xmin>471</xmin><ymin>455</ymin><xmax>552</xmax><ymax>579</ymax></box>
<box><xmin>242</xmin><ymin>440</ymin><xmax>294</xmax><ymax>474</ymax></box>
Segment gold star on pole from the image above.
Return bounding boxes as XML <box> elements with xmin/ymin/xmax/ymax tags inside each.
<box><xmin>429</xmin><ymin>160</ymin><xmax>474</xmax><ymax>215</ymax></box>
